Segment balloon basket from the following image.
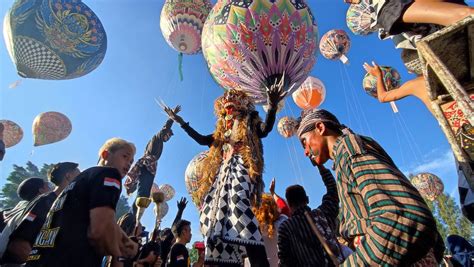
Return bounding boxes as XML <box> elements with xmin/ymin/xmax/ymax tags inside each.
<box><xmin>340</xmin><ymin>55</ymin><xmax>349</xmax><ymax>65</ymax></box>
<box><xmin>390</xmin><ymin>101</ymin><xmax>399</xmax><ymax>113</ymax></box>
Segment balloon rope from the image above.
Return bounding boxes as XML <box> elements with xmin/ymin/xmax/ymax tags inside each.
<box><xmin>284</xmin><ymin>100</ymin><xmax>306</xmax><ymax>187</ymax></box>
<box><xmin>178</xmin><ymin>53</ymin><xmax>184</xmax><ymax>81</ymax></box>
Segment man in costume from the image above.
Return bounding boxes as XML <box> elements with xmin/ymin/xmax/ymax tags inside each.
<box><xmin>297</xmin><ymin>108</ymin><xmax>444</xmax><ymax>266</ymax></box>
<box><xmin>163</xmin><ymin>81</ymin><xmax>286</xmax><ymax>266</ymax></box>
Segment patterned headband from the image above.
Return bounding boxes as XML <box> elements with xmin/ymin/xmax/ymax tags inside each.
<box><xmin>297</xmin><ymin>109</ymin><xmax>342</xmax><ymax>137</ymax></box>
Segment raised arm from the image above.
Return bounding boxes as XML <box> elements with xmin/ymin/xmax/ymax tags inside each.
<box><xmin>162</xmin><ymin>104</ymin><xmax>214</xmax><ymax>146</ymax></box>
<box><xmin>172</xmin><ymin>197</ymin><xmax>188</xmax><ymax>227</ymax></box>
<box><xmin>315</xmin><ymin>165</ymin><xmax>339</xmax><ymax>227</ymax></box>
<box><xmin>144</xmin><ymin>118</ymin><xmax>174</xmax><ymax>159</ymax></box>
<box><xmin>269</xmin><ymin>178</ymin><xmax>291</xmax><ymax>217</ymax></box>
<box><xmin>257</xmin><ymin>76</ymin><xmax>289</xmax><ymax>138</ymax></box>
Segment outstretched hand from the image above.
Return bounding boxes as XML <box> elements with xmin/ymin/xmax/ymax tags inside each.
<box><xmin>265</xmin><ymin>75</ymin><xmax>291</xmax><ymax>107</ymax></box>
<box><xmin>363</xmin><ymin>61</ymin><xmax>382</xmax><ymax>78</ymax></box>
<box><xmin>177</xmin><ymin>197</ymin><xmax>188</xmax><ymax>211</ymax></box>
<box><xmin>269</xmin><ymin>178</ymin><xmax>276</xmax><ymax>195</ymax></box>
<box><xmin>160</xmin><ymin>101</ymin><xmax>185</xmax><ymax>125</ymax></box>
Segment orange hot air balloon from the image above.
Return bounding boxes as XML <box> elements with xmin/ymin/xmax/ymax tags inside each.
<box><xmin>0</xmin><ymin>120</ymin><xmax>23</xmax><ymax>148</ymax></box>
<box><xmin>292</xmin><ymin>77</ymin><xmax>326</xmax><ymax>110</ymax></box>
<box><xmin>32</xmin><ymin>112</ymin><xmax>72</xmax><ymax>146</ymax></box>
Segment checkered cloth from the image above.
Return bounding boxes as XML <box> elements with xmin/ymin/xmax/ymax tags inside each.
<box><xmin>199</xmin><ymin>154</ymin><xmax>264</xmax><ymax>265</ymax></box>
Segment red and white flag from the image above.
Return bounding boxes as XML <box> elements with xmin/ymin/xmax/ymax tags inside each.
<box><xmin>104</xmin><ymin>177</ymin><xmax>120</xmax><ymax>190</ymax></box>
<box><xmin>25</xmin><ymin>212</ymin><xmax>36</xmax><ymax>222</ymax></box>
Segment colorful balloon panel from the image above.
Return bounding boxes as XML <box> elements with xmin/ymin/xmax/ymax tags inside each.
<box><xmin>151</xmin><ymin>182</ymin><xmax>160</xmax><ymax>194</ymax></box>
<box><xmin>154</xmin><ymin>201</ymin><xmax>169</xmax><ymax>220</ymax></box>
<box><xmin>202</xmin><ymin>0</ymin><xmax>318</xmax><ymax>104</ymax></box>
<box><xmin>411</xmin><ymin>173</ymin><xmax>444</xmax><ymax>201</ymax></box>
<box><xmin>277</xmin><ymin>116</ymin><xmax>299</xmax><ymax>138</ymax></box>
<box><xmin>160</xmin><ymin>0</ymin><xmax>212</xmax><ymax>55</ymax></box>
<box><xmin>0</xmin><ymin>120</ymin><xmax>23</xmax><ymax>148</ymax></box>
<box><xmin>292</xmin><ymin>76</ymin><xmax>326</xmax><ymax>110</ymax></box>
<box><xmin>346</xmin><ymin>0</ymin><xmax>377</xmax><ymax>35</ymax></box>
<box><xmin>362</xmin><ymin>66</ymin><xmax>401</xmax><ymax>98</ymax></box>
<box><xmin>32</xmin><ymin>111</ymin><xmax>72</xmax><ymax>146</ymax></box>
<box><xmin>159</xmin><ymin>184</ymin><xmax>176</xmax><ymax>201</ymax></box>
<box><xmin>3</xmin><ymin>0</ymin><xmax>107</xmax><ymax>80</ymax></box>
<box><xmin>185</xmin><ymin>151</ymin><xmax>208</xmax><ymax>205</ymax></box>
<box><xmin>319</xmin><ymin>29</ymin><xmax>351</xmax><ymax>61</ymax></box>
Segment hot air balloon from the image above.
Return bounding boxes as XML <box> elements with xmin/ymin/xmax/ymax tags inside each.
<box><xmin>3</xmin><ymin>0</ymin><xmax>107</xmax><ymax>80</ymax></box>
<box><xmin>363</xmin><ymin>65</ymin><xmax>401</xmax><ymax>112</ymax></box>
<box><xmin>202</xmin><ymin>0</ymin><xmax>318</xmax><ymax>105</ymax></box>
<box><xmin>32</xmin><ymin>111</ymin><xmax>72</xmax><ymax>146</ymax></box>
<box><xmin>160</xmin><ymin>0</ymin><xmax>212</xmax><ymax>55</ymax></box>
<box><xmin>185</xmin><ymin>151</ymin><xmax>208</xmax><ymax>205</ymax></box>
<box><xmin>159</xmin><ymin>184</ymin><xmax>175</xmax><ymax>201</ymax></box>
<box><xmin>411</xmin><ymin>173</ymin><xmax>444</xmax><ymax>201</ymax></box>
<box><xmin>346</xmin><ymin>0</ymin><xmax>377</xmax><ymax>35</ymax></box>
<box><xmin>319</xmin><ymin>29</ymin><xmax>351</xmax><ymax>64</ymax></box>
<box><xmin>292</xmin><ymin>76</ymin><xmax>326</xmax><ymax>110</ymax></box>
<box><xmin>277</xmin><ymin>116</ymin><xmax>299</xmax><ymax>138</ymax></box>
<box><xmin>362</xmin><ymin>66</ymin><xmax>401</xmax><ymax>98</ymax></box>
<box><xmin>154</xmin><ymin>201</ymin><xmax>169</xmax><ymax>220</ymax></box>
<box><xmin>0</xmin><ymin>120</ymin><xmax>23</xmax><ymax>148</ymax></box>
<box><xmin>151</xmin><ymin>182</ymin><xmax>160</xmax><ymax>194</ymax></box>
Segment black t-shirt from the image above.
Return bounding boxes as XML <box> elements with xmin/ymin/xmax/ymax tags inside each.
<box><xmin>167</xmin><ymin>243</ymin><xmax>189</xmax><ymax>267</ymax></box>
<box><xmin>1</xmin><ymin>192</ymin><xmax>57</xmax><ymax>264</ymax></box>
<box><xmin>25</xmin><ymin>167</ymin><xmax>122</xmax><ymax>267</ymax></box>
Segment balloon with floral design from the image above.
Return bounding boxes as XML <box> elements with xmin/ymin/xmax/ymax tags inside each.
<box><xmin>292</xmin><ymin>76</ymin><xmax>326</xmax><ymax>110</ymax></box>
<box><xmin>362</xmin><ymin>66</ymin><xmax>401</xmax><ymax>98</ymax></box>
<box><xmin>319</xmin><ymin>29</ymin><xmax>351</xmax><ymax>64</ymax></box>
<box><xmin>0</xmin><ymin>120</ymin><xmax>23</xmax><ymax>148</ymax></box>
<box><xmin>411</xmin><ymin>173</ymin><xmax>444</xmax><ymax>201</ymax></box>
<box><xmin>159</xmin><ymin>184</ymin><xmax>175</xmax><ymax>201</ymax></box>
<box><xmin>160</xmin><ymin>0</ymin><xmax>212</xmax><ymax>55</ymax></box>
<box><xmin>154</xmin><ymin>201</ymin><xmax>169</xmax><ymax>220</ymax></box>
<box><xmin>3</xmin><ymin>0</ymin><xmax>107</xmax><ymax>80</ymax></box>
<box><xmin>346</xmin><ymin>0</ymin><xmax>377</xmax><ymax>35</ymax></box>
<box><xmin>185</xmin><ymin>151</ymin><xmax>208</xmax><ymax>205</ymax></box>
<box><xmin>202</xmin><ymin>0</ymin><xmax>318</xmax><ymax>105</ymax></box>
<box><xmin>32</xmin><ymin>111</ymin><xmax>72</xmax><ymax>146</ymax></box>
<box><xmin>277</xmin><ymin>116</ymin><xmax>299</xmax><ymax>138</ymax></box>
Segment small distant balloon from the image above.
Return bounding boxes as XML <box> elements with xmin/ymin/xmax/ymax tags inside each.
<box><xmin>411</xmin><ymin>173</ymin><xmax>444</xmax><ymax>201</ymax></box>
<box><xmin>0</xmin><ymin>120</ymin><xmax>23</xmax><ymax>148</ymax></box>
<box><xmin>292</xmin><ymin>77</ymin><xmax>326</xmax><ymax>110</ymax></box>
<box><xmin>346</xmin><ymin>0</ymin><xmax>377</xmax><ymax>35</ymax></box>
<box><xmin>154</xmin><ymin>201</ymin><xmax>169</xmax><ymax>220</ymax></box>
<box><xmin>151</xmin><ymin>183</ymin><xmax>160</xmax><ymax>194</ymax></box>
<box><xmin>159</xmin><ymin>184</ymin><xmax>175</xmax><ymax>201</ymax></box>
<box><xmin>277</xmin><ymin>117</ymin><xmax>299</xmax><ymax>138</ymax></box>
<box><xmin>185</xmin><ymin>151</ymin><xmax>208</xmax><ymax>206</ymax></box>
<box><xmin>32</xmin><ymin>112</ymin><xmax>72</xmax><ymax>146</ymax></box>
<box><xmin>319</xmin><ymin>29</ymin><xmax>351</xmax><ymax>64</ymax></box>
<box><xmin>8</xmin><ymin>80</ymin><xmax>22</xmax><ymax>89</ymax></box>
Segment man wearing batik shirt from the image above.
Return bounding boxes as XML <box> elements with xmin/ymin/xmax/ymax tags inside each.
<box><xmin>25</xmin><ymin>138</ymin><xmax>139</xmax><ymax>267</ymax></box>
<box><xmin>297</xmin><ymin>109</ymin><xmax>444</xmax><ymax>266</ymax></box>
<box><xmin>1</xmin><ymin>162</ymin><xmax>80</xmax><ymax>264</ymax></box>
<box><xmin>125</xmin><ymin>107</ymin><xmax>179</xmax><ymax>216</ymax></box>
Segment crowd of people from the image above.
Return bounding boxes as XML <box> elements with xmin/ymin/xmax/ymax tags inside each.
<box><xmin>0</xmin><ymin>0</ymin><xmax>473</xmax><ymax>266</ymax></box>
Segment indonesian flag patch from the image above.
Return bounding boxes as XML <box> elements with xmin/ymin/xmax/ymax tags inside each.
<box><xmin>103</xmin><ymin>177</ymin><xmax>120</xmax><ymax>190</ymax></box>
<box><xmin>176</xmin><ymin>255</ymin><xmax>184</xmax><ymax>261</ymax></box>
<box><xmin>25</xmin><ymin>211</ymin><xmax>36</xmax><ymax>222</ymax></box>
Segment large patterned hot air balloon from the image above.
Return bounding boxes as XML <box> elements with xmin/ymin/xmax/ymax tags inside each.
<box><xmin>0</xmin><ymin>120</ymin><xmax>23</xmax><ymax>148</ymax></box>
<box><xmin>319</xmin><ymin>29</ymin><xmax>351</xmax><ymax>64</ymax></box>
<box><xmin>292</xmin><ymin>76</ymin><xmax>326</xmax><ymax>110</ymax></box>
<box><xmin>362</xmin><ymin>66</ymin><xmax>401</xmax><ymax>98</ymax></box>
<box><xmin>277</xmin><ymin>116</ymin><xmax>299</xmax><ymax>138</ymax></box>
<box><xmin>411</xmin><ymin>173</ymin><xmax>444</xmax><ymax>201</ymax></box>
<box><xmin>32</xmin><ymin>111</ymin><xmax>72</xmax><ymax>146</ymax></box>
<box><xmin>3</xmin><ymin>0</ymin><xmax>107</xmax><ymax>80</ymax></box>
<box><xmin>202</xmin><ymin>0</ymin><xmax>318</xmax><ymax>105</ymax></box>
<box><xmin>346</xmin><ymin>0</ymin><xmax>377</xmax><ymax>35</ymax></box>
<box><xmin>160</xmin><ymin>0</ymin><xmax>212</xmax><ymax>55</ymax></box>
<box><xmin>184</xmin><ymin>151</ymin><xmax>208</xmax><ymax>206</ymax></box>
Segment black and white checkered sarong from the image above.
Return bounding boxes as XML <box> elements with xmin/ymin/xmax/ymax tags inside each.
<box><xmin>199</xmin><ymin>154</ymin><xmax>264</xmax><ymax>266</ymax></box>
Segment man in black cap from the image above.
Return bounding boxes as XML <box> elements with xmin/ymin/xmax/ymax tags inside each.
<box><xmin>1</xmin><ymin>162</ymin><xmax>80</xmax><ymax>264</ymax></box>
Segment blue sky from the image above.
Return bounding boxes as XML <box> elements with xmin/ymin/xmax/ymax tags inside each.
<box><xmin>0</xmin><ymin>0</ymin><xmax>468</xmax><ymax>242</ymax></box>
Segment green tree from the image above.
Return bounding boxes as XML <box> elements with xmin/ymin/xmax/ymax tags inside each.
<box><xmin>0</xmin><ymin>161</ymin><xmax>54</xmax><ymax>209</ymax></box>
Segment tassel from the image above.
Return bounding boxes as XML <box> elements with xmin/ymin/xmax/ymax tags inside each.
<box><xmin>178</xmin><ymin>52</ymin><xmax>183</xmax><ymax>81</ymax></box>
